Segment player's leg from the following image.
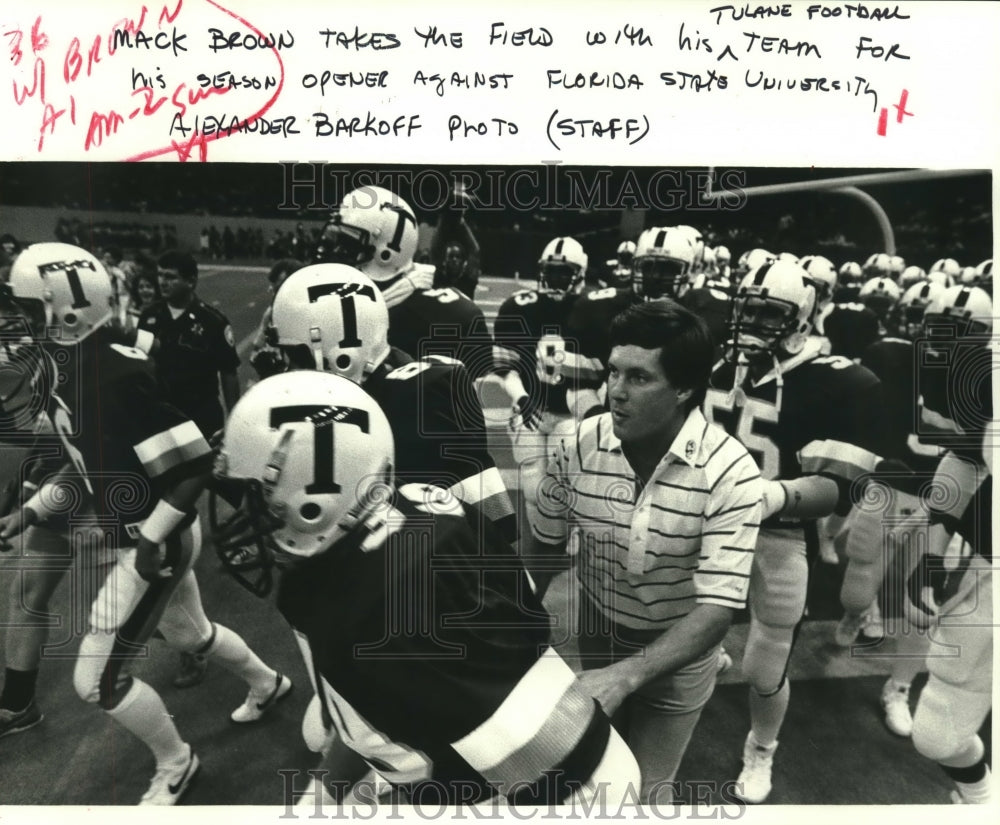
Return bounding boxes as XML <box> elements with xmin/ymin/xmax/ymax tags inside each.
<box><xmin>0</xmin><ymin>526</ymin><xmax>71</xmax><ymax>736</ymax></box>
<box><xmin>911</xmin><ymin>556</ymin><xmax>992</xmax><ymax>804</ymax></box>
<box><xmin>736</xmin><ymin>530</ymin><xmax>809</xmax><ymax>804</ymax></box>
<box><xmin>155</xmin><ymin>518</ymin><xmax>292</xmax><ymax>724</ymax></box>
<box><xmin>73</xmin><ymin>530</ymin><xmax>199</xmax><ymax>805</ymax></box>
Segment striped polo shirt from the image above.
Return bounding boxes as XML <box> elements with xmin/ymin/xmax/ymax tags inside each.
<box><xmin>533</xmin><ymin>407</ymin><xmax>761</xmax><ymax>631</ymax></box>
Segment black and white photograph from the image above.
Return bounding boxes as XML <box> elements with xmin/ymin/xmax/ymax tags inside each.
<box><xmin>0</xmin><ymin>161</ymin><xmax>993</xmax><ymax>811</ymax></box>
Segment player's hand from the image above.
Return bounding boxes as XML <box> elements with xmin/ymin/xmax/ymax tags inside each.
<box><xmin>0</xmin><ymin>507</ymin><xmax>37</xmax><ymax>551</ymax></box>
<box><xmin>135</xmin><ymin>536</ymin><xmax>173</xmax><ymax>583</ymax></box>
<box><xmin>511</xmin><ymin>395</ymin><xmax>543</xmax><ymax>432</ymax></box>
<box><xmin>250</xmin><ymin>348</ymin><xmax>285</xmax><ymax>380</ymax></box>
<box><xmin>576</xmin><ymin>665</ymin><xmax>635</xmax><ymax>717</ymax></box>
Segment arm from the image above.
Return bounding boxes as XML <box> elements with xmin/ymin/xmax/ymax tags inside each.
<box><xmin>577</xmin><ymin>604</ymin><xmax>734</xmax><ymax>714</ymax></box>
<box><xmin>220</xmin><ymin>369</ymin><xmax>241</xmax><ymax>415</ymax></box>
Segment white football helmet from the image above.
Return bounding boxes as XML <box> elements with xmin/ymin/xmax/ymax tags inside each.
<box><xmin>674</xmin><ymin>225</ymin><xmax>705</xmax><ymax>271</ymax></box>
<box><xmin>799</xmin><ymin>255</ymin><xmax>838</xmax><ymax>320</ymax></box>
<box><xmin>8</xmin><ymin>243</ymin><xmax>113</xmax><ymax>344</ymax></box>
<box><xmin>863</xmin><ymin>252</ymin><xmax>893</xmax><ymax>279</ymax></box>
<box><xmin>616</xmin><ymin>239</ymin><xmax>636</xmax><ymax>266</ymax></box>
<box><xmin>538</xmin><ymin>236</ymin><xmax>587</xmax><ymax>294</ymax></box>
<box><xmin>838</xmin><ymin>261</ymin><xmax>863</xmax><ymax>285</ymax></box>
<box><xmin>729</xmin><ymin>259</ymin><xmax>816</xmax><ymax>356</ymax></box>
<box><xmin>958</xmin><ymin>266</ymin><xmax>979</xmax><ymax>286</ymax></box>
<box><xmin>715</xmin><ymin>245</ymin><xmax>732</xmax><ymax>267</ymax></box>
<box><xmin>888</xmin><ymin>255</ymin><xmax>906</xmax><ymax>280</ymax></box>
<box><xmin>896</xmin><ymin>281</ymin><xmax>945</xmax><ymax>339</ymax></box>
<box><xmin>734</xmin><ymin>248</ymin><xmax>775</xmax><ymax>281</ymax></box>
<box><xmin>923</xmin><ymin>285</ymin><xmax>993</xmax><ymax>337</ymax></box>
<box><xmin>858</xmin><ymin>277</ymin><xmax>902</xmax><ymax>325</ymax></box>
<box><xmin>633</xmin><ymin>227</ymin><xmax>695</xmax><ymax>299</ymax></box>
<box><xmin>899</xmin><ymin>265</ymin><xmax>927</xmax><ymax>291</ymax></box>
<box><xmin>270</xmin><ymin>263</ymin><xmax>390</xmax><ymax>383</ymax></box>
<box><xmin>974</xmin><ymin>259</ymin><xmax>993</xmax><ymax>293</ymax></box>
<box><xmin>930</xmin><ymin>258</ymin><xmax>961</xmax><ymax>280</ymax></box>
<box><xmin>214</xmin><ymin>371</ymin><xmax>395</xmax><ymax>578</ymax></box>
<box><xmin>926</xmin><ymin>269</ymin><xmax>955</xmax><ymax>290</ymax></box>
<box><xmin>318</xmin><ymin>186</ymin><xmax>418</xmax><ymax>283</ymax></box>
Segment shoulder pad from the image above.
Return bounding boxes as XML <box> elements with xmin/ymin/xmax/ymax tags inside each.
<box><xmin>398</xmin><ymin>483</ymin><xmax>466</xmax><ymax>517</ymax></box>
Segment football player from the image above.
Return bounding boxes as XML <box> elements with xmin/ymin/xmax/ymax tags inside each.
<box><xmin>798</xmin><ymin>254</ymin><xmax>838</xmax><ymax>345</ymax></box>
<box><xmin>705</xmin><ymin>258</ymin><xmax>888</xmax><ymax>803</ymax></box>
<box><xmin>899</xmin><ymin>265</ymin><xmax>928</xmax><ymax>292</ymax></box>
<box><xmin>213</xmin><ymin>372</ymin><xmax>641</xmax><ymax>807</ymax></box>
<box><xmin>833</xmin><ymin>261</ymin><xmax>864</xmax><ymax>303</ymax></box>
<box><xmin>929</xmin><ymin>257</ymin><xmax>961</xmax><ymax>284</ymax></box>
<box><xmin>316</xmin><ymin>186</ymin><xmax>493</xmax><ymax>381</ymax></box>
<box><xmin>492</xmin><ymin>236</ymin><xmax>597</xmax><ymax>532</ymax></box>
<box><xmin>609</xmin><ymin>239</ymin><xmax>636</xmax><ymax>287</ymax></box>
<box><xmin>0</xmin><ymin>243</ymin><xmax>291</xmax><ymax>806</ymax></box>
<box><xmin>904</xmin><ymin>283</ymin><xmax>992</xmax><ymax>804</ymax></box>
<box><xmin>827</xmin><ymin>281</ymin><xmax>948</xmax><ymax>734</ymax></box>
<box><xmin>821</xmin><ymin>283</ymin><xmax>884</xmax><ymax>362</ymax></box>
<box><xmin>0</xmin><ymin>298</ymin><xmax>74</xmax><ymax>739</ymax></box>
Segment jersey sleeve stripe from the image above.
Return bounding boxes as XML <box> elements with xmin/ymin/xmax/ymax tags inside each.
<box><xmin>451</xmin><ymin>651</ymin><xmax>594</xmax><ymax>785</ymax></box>
<box><xmin>799</xmin><ymin>439</ymin><xmax>880</xmax><ymax>481</ymax></box>
<box><xmin>133</xmin><ymin>421</ymin><xmax>212</xmax><ymax>479</ymax></box>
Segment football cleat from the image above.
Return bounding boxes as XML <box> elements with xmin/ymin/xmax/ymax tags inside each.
<box><xmin>139</xmin><ymin>745</ymin><xmax>200</xmax><ymax>805</ymax></box>
<box><xmin>231</xmin><ymin>672</ymin><xmax>293</xmax><ymax>723</ymax></box>
<box><xmin>0</xmin><ymin>700</ymin><xmax>43</xmax><ymax>739</ymax></box>
<box><xmin>880</xmin><ymin>678</ymin><xmax>913</xmax><ymax>737</ymax></box>
<box><xmin>734</xmin><ymin>732</ymin><xmax>777</xmax><ymax>804</ymax></box>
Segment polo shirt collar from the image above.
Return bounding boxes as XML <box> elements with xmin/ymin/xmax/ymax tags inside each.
<box><xmin>602</xmin><ymin>407</ymin><xmax>707</xmax><ymax>468</ymax></box>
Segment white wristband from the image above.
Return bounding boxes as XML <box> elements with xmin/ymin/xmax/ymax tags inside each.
<box><xmin>23</xmin><ymin>483</ymin><xmax>61</xmax><ymax>523</ymax></box>
<box><xmin>139</xmin><ymin>500</ymin><xmax>187</xmax><ymax>544</ymax></box>
<box><xmin>135</xmin><ymin>329</ymin><xmax>155</xmax><ymax>354</ymax></box>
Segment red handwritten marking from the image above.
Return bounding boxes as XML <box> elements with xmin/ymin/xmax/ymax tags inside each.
<box><xmin>893</xmin><ymin>89</ymin><xmax>913</xmax><ymax>123</ymax></box>
<box><xmin>876</xmin><ymin>89</ymin><xmax>913</xmax><ymax>136</ymax></box>
<box><xmin>5</xmin><ymin>28</ymin><xmax>25</xmax><ymax>66</ymax></box>
<box><xmin>38</xmin><ymin>101</ymin><xmax>65</xmax><ymax>151</ymax></box>
<box><xmin>124</xmin><ymin>0</ymin><xmax>285</xmax><ymax>162</ymax></box>
<box><xmin>85</xmin><ymin>109</ymin><xmax>125</xmax><ymax>150</ymax></box>
<box><xmin>30</xmin><ymin>16</ymin><xmax>49</xmax><ymax>53</ymax></box>
<box><xmin>159</xmin><ymin>0</ymin><xmax>184</xmax><ymax>26</ymax></box>
<box><xmin>12</xmin><ymin>56</ymin><xmax>45</xmax><ymax>105</ymax></box>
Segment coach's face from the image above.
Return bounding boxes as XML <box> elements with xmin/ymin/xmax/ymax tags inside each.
<box><xmin>607</xmin><ymin>344</ymin><xmax>689</xmax><ymax>448</ymax></box>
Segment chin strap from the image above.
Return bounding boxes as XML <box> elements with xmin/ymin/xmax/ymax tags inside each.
<box><xmin>727</xmin><ymin>353</ymin><xmax>750</xmax><ymax>407</ymax></box>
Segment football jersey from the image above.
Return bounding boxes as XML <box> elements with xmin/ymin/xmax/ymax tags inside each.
<box><xmin>562</xmin><ymin>286</ymin><xmax>638</xmax><ymax>387</ymax></box>
<box><xmin>493</xmin><ymin>289</ymin><xmax>585</xmax><ymax>415</ymax></box>
<box><xmin>276</xmin><ymin>485</ymin><xmax>609</xmax><ymax>803</ymax></box>
<box><xmin>680</xmin><ymin>285</ymin><xmax>732</xmax><ymax>359</ymax></box>
<box><xmin>707</xmin><ymin>348</ymin><xmax>887</xmax><ymax>525</ymax></box>
<box><xmin>861</xmin><ymin>336</ymin><xmax>944</xmax><ymax>474</ymax></box>
<box><xmin>821</xmin><ymin>302</ymin><xmax>881</xmax><ymax>360</ymax></box>
<box><xmin>40</xmin><ymin>329</ymin><xmax>213</xmax><ymax>545</ymax></box>
<box><xmin>916</xmin><ymin>338</ymin><xmax>992</xmax><ymax>462</ymax></box>
<box><xmin>365</xmin><ymin>348</ymin><xmax>517</xmax><ymax>543</ymax></box>
<box><xmin>388</xmin><ymin>287</ymin><xmax>494</xmax><ymax>380</ymax></box>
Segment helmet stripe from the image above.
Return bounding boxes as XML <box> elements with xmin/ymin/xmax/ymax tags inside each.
<box><xmin>553</xmin><ymin>239</ymin><xmax>564</xmax><ymax>257</ymax></box>
<box><xmin>752</xmin><ymin>261</ymin><xmax>774</xmax><ymax>286</ymax></box>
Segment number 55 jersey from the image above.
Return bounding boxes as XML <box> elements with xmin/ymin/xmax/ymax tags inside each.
<box><xmin>706</xmin><ymin>345</ymin><xmax>888</xmax><ymax>525</ymax></box>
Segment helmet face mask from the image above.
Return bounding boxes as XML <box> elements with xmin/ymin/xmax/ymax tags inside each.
<box><xmin>633</xmin><ymin>228</ymin><xmax>694</xmax><ymax>300</ymax></box>
<box><xmin>633</xmin><ymin>256</ymin><xmax>689</xmax><ymax>299</ymax></box>
<box><xmin>317</xmin><ymin>217</ymin><xmax>376</xmax><ymax>269</ymax></box>
<box><xmin>317</xmin><ymin>187</ymin><xmax>418</xmax><ymax>283</ymax></box>
<box><xmin>727</xmin><ymin>260</ymin><xmax>815</xmax><ymax>359</ymax></box>
<box><xmin>537</xmin><ymin>236</ymin><xmax>587</xmax><ymax>295</ymax></box>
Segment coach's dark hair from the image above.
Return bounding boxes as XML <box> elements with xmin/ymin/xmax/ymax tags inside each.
<box><xmin>609</xmin><ymin>299</ymin><xmax>714</xmax><ymax>413</ymax></box>
<box><xmin>157</xmin><ymin>250</ymin><xmax>198</xmax><ymax>282</ymax></box>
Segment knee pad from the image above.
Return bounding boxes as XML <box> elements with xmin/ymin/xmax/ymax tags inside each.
<box><xmin>912</xmin><ymin>679</ymin><xmax>990</xmax><ymax>763</ymax></box>
<box><xmin>748</xmin><ymin>533</ymin><xmax>808</xmax><ymax>628</ymax></box>
<box><xmin>743</xmin><ymin>621</ymin><xmax>794</xmax><ymax>695</ymax></box>
<box><xmin>73</xmin><ymin>637</ymin><xmax>131</xmax><ymax>709</ymax></box>
<box><xmin>839</xmin><ymin>505</ymin><xmax>896</xmax><ymax>615</ymax></box>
